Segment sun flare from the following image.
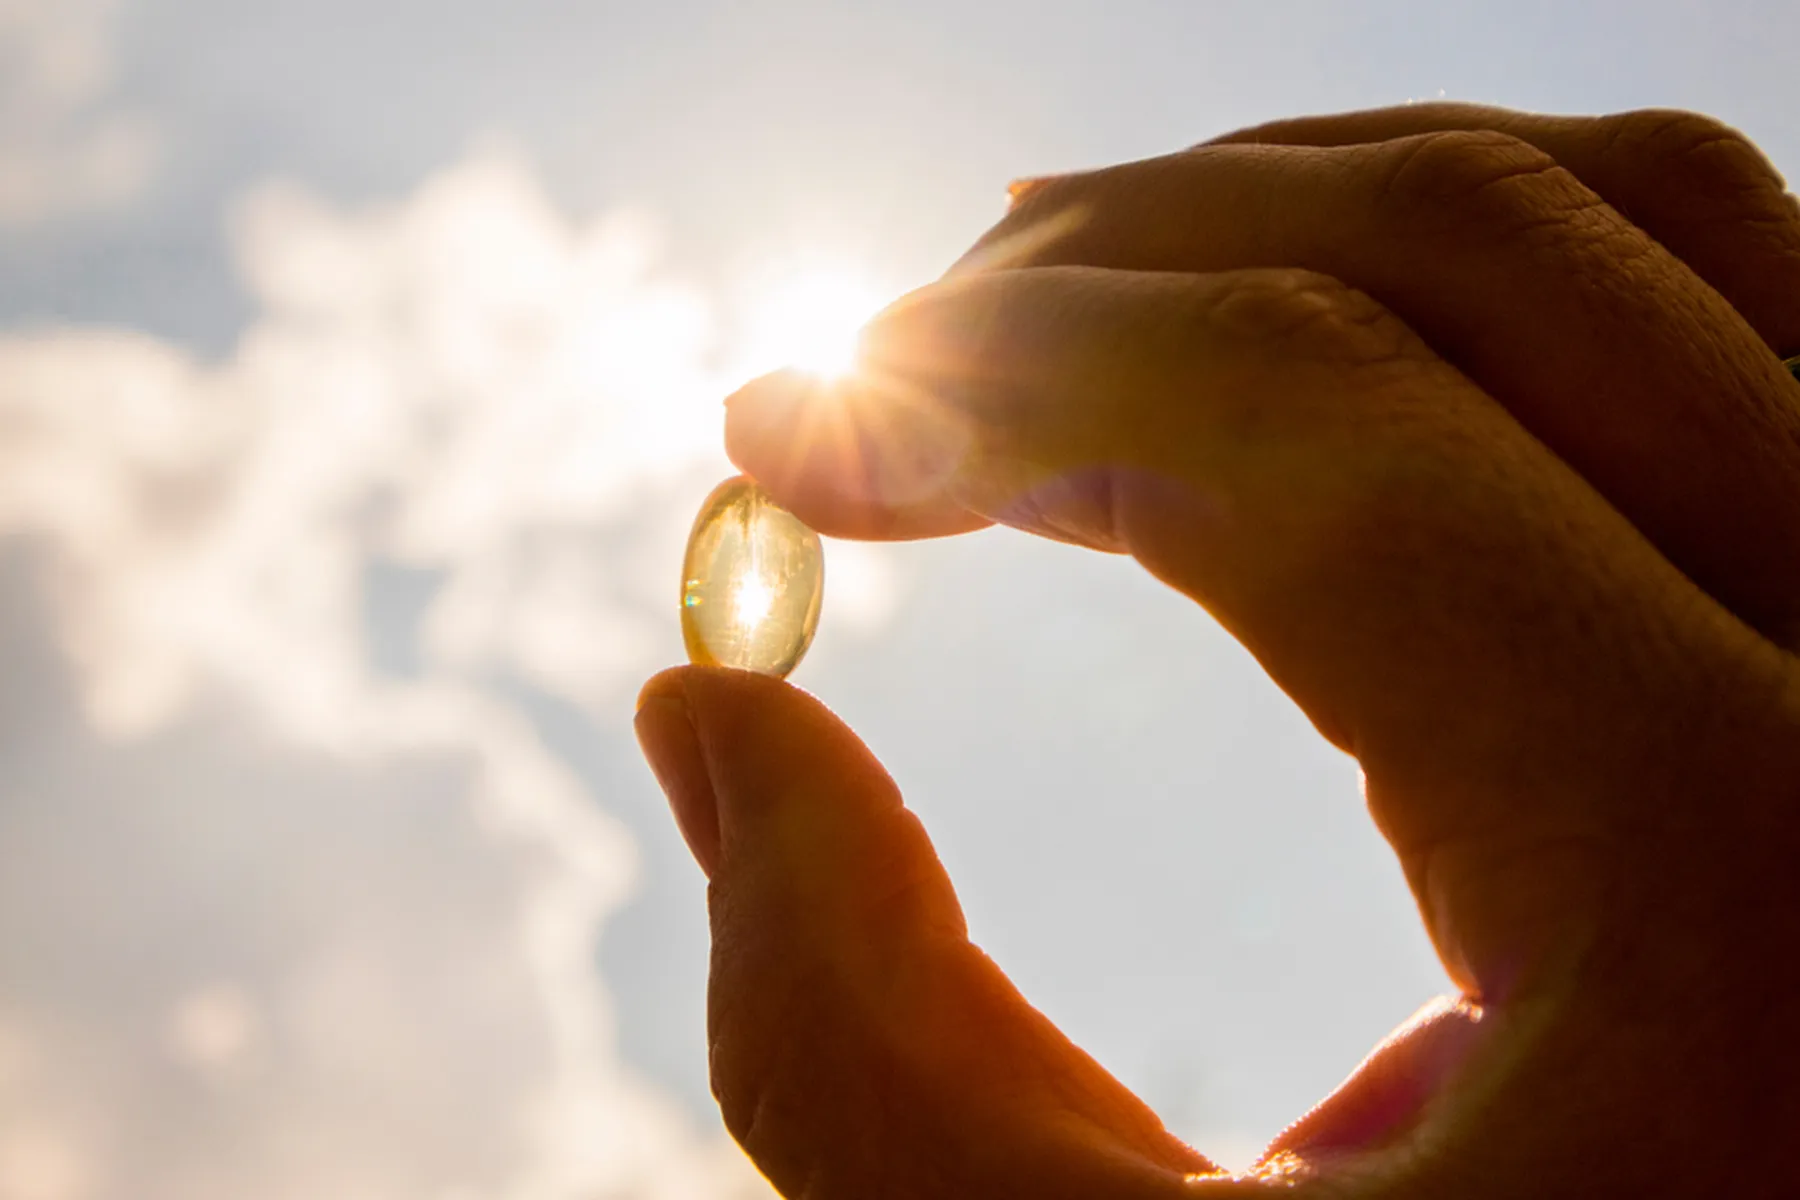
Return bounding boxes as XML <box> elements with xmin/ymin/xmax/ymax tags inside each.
<box><xmin>738</xmin><ymin>264</ymin><xmax>888</xmax><ymax>380</ymax></box>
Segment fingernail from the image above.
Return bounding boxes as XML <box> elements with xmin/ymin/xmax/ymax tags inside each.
<box><xmin>635</xmin><ymin>681</ymin><xmax>721</xmax><ymax>878</ymax></box>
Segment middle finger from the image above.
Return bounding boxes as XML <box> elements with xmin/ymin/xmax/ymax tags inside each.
<box><xmin>1202</xmin><ymin>103</ymin><xmax>1800</xmax><ymax>356</ymax></box>
<box><xmin>958</xmin><ymin>131</ymin><xmax>1800</xmax><ymax>646</ymax></box>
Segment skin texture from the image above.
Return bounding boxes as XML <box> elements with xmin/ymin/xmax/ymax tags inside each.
<box><xmin>635</xmin><ymin>104</ymin><xmax>1800</xmax><ymax>1198</ymax></box>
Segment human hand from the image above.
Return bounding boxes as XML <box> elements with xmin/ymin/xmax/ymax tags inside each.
<box><xmin>636</xmin><ymin>105</ymin><xmax>1800</xmax><ymax>1197</ymax></box>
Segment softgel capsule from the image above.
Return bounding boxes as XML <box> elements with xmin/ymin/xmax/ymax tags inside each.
<box><xmin>680</xmin><ymin>477</ymin><xmax>824</xmax><ymax>678</ymax></box>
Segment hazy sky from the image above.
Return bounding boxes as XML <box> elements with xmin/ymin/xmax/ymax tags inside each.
<box><xmin>3</xmin><ymin>2</ymin><xmax>1798</xmax><ymax>1196</ymax></box>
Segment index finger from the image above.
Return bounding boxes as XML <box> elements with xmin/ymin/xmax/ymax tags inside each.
<box><xmin>725</xmin><ymin>366</ymin><xmax>993</xmax><ymax>540</ymax></box>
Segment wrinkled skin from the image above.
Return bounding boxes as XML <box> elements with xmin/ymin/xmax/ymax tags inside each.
<box><xmin>635</xmin><ymin>105</ymin><xmax>1800</xmax><ymax>1198</ymax></box>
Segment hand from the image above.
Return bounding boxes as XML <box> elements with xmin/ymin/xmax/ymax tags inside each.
<box><xmin>636</xmin><ymin>104</ymin><xmax>1800</xmax><ymax>1197</ymax></box>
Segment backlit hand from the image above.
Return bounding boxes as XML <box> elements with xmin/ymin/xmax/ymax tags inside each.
<box><xmin>638</xmin><ymin>104</ymin><xmax>1800</xmax><ymax>1197</ymax></box>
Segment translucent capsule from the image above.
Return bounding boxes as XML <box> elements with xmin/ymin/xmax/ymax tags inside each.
<box><xmin>681</xmin><ymin>477</ymin><xmax>824</xmax><ymax>678</ymax></box>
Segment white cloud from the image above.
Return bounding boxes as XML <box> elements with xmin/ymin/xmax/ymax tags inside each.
<box><xmin>0</xmin><ymin>147</ymin><xmax>840</xmax><ymax>1197</ymax></box>
<box><xmin>0</xmin><ymin>147</ymin><xmax>736</xmax><ymax>739</ymax></box>
<box><xmin>0</xmin><ymin>0</ymin><xmax>158</xmax><ymax>226</ymax></box>
<box><xmin>165</xmin><ymin>981</ymin><xmax>262</xmax><ymax>1077</ymax></box>
<box><xmin>0</xmin><ymin>1120</ymin><xmax>91</xmax><ymax>1200</ymax></box>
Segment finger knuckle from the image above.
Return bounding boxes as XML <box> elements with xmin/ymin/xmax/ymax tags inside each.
<box><xmin>1596</xmin><ymin>108</ymin><xmax>1787</xmax><ymax>204</ymax></box>
<box><xmin>1375</xmin><ymin>129</ymin><xmax>1624</xmax><ymax>262</ymax></box>
<box><xmin>1204</xmin><ymin>268</ymin><xmax>1421</xmax><ymax>370</ymax></box>
<box><xmin>1378</xmin><ymin>128</ymin><xmax>1565</xmax><ymax>211</ymax></box>
<box><xmin>1193</xmin><ymin>271</ymin><xmax>1492</xmax><ymax>582</ymax></box>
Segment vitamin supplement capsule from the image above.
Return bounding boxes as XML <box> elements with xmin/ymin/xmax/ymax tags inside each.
<box><xmin>681</xmin><ymin>476</ymin><xmax>824</xmax><ymax>678</ymax></box>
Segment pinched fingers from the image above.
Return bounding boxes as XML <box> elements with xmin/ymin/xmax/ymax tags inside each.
<box><xmin>705</xmin><ymin>107</ymin><xmax>1800</xmax><ymax>1199</ymax></box>
<box><xmin>959</xmin><ymin>120</ymin><xmax>1800</xmax><ymax>646</ymax></box>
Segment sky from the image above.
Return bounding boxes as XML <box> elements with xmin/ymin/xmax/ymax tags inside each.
<box><xmin>2</xmin><ymin>1</ymin><xmax>1798</xmax><ymax>1197</ymax></box>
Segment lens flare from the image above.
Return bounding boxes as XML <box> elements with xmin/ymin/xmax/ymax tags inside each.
<box><xmin>739</xmin><ymin>266</ymin><xmax>887</xmax><ymax>380</ymax></box>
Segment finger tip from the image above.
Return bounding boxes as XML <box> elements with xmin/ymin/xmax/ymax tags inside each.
<box><xmin>640</xmin><ymin>663</ymin><xmax>803</xmax><ymax>721</ymax></box>
<box><xmin>725</xmin><ymin>370</ymin><xmax>991</xmax><ymax>540</ymax></box>
<box><xmin>635</xmin><ymin>664</ymin><xmax>695</xmax><ymax>713</ymax></box>
<box><xmin>724</xmin><ymin>368</ymin><xmax>831</xmax><ymax>449</ymax></box>
<box><xmin>633</xmin><ymin>670</ymin><xmax>724</xmax><ymax>878</ymax></box>
<box><xmin>637</xmin><ymin>665</ymin><xmax>833</xmax><ymax>880</ymax></box>
<box><xmin>690</xmin><ymin>666</ymin><xmax>886</xmax><ymax>774</ymax></box>
<box><xmin>723</xmin><ymin>406</ymin><xmax>901</xmax><ymax>539</ymax></box>
<box><xmin>677</xmin><ymin>661</ymin><xmax>796</xmax><ymax>706</ymax></box>
<box><xmin>722</xmin><ymin>370</ymin><xmax>847</xmax><ymax>496</ymax></box>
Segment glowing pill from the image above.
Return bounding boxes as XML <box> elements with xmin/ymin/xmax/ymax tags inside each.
<box><xmin>681</xmin><ymin>477</ymin><xmax>824</xmax><ymax>678</ymax></box>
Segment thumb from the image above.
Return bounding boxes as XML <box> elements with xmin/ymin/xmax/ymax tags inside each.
<box><xmin>635</xmin><ymin>665</ymin><xmax>1219</xmax><ymax>1198</ymax></box>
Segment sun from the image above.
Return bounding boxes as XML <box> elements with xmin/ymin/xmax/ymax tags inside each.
<box><xmin>737</xmin><ymin>264</ymin><xmax>889</xmax><ymax>380</ymax></box>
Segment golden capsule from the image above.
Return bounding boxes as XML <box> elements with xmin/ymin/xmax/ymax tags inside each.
<box><xmin>681</xmin><ymin>476</ymin><xmax>824</xmax><ymax>678</ymax></box>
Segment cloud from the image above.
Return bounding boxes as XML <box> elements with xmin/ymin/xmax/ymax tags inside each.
<box><xmin>0</xmin><ymin>146</ymin><xmax>735</xmax><ymax>736</ymax></box>
<box><xmin>0</xmin><ymin>145</ymin><xmax>840</xmax><ymax>1197</ymax></box>
<box><xmin>0</xmin><ymin>0</ymin><xmax>158</xmax><ymax>227</ymax></box>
